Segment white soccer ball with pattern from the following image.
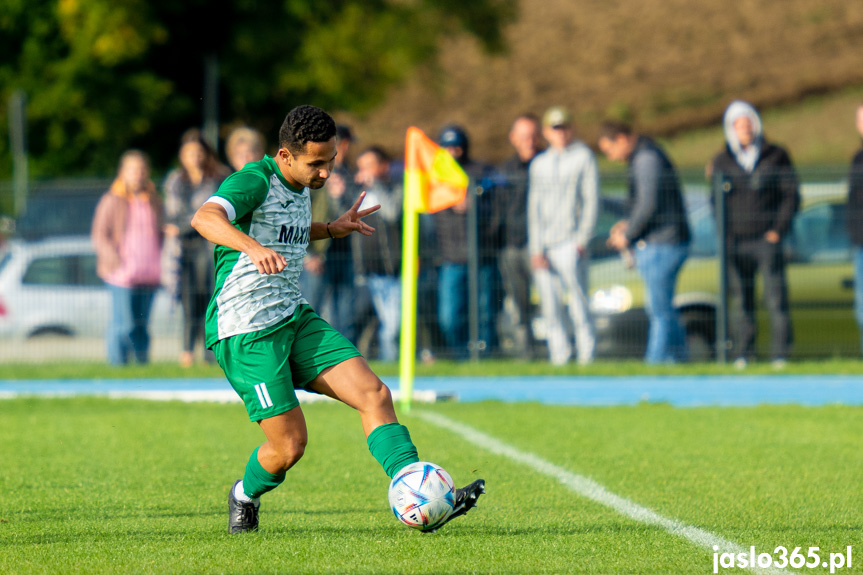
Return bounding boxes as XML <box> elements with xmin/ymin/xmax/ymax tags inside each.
<box><xmin>388</xmin><ymin>461</ymin><xmax>456</xmax><ymax>531</ymax></box>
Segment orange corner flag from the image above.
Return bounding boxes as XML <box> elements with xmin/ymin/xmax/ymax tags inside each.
<box><xmin>404</xmin><ymin>126</ymin><xmax>468</xmax><ymax>214</ymax></box>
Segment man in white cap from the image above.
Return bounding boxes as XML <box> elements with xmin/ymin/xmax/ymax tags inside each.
<box><xmin>528</xmin><ymin>106</ymin><xmax>598</xmax><ymax>365</ymax></box>
<box><xmin>710</xmin><ymin>100</ymin><xmax>799</xmax><ymax>368</ymax></box>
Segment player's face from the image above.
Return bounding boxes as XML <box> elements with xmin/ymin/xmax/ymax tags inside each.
<box><xmin>282</xmin><ymin>138</ymin><xmax>337</xmax><ymax>190</ymax></box>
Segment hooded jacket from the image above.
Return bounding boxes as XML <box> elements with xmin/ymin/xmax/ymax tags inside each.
<box><xmin>711</xmin><ymin>101</ymin><xmax>799</xmax><ymax>240</ymax></box>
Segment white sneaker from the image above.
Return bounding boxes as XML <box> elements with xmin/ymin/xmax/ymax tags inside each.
<box><xmin>771</xmin><ymin>358</ymin><xmax>787</xmax><ymax>370</ymax></box>
<box><xmin>733</xmin><ymin>357</ymin><xmax>747</xmax><ymax>370</ymax></box>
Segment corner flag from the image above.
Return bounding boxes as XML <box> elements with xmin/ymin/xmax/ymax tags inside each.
<box><xmin>399</xmin><ymin>127</ymin><xmax>468</xmax><ymax>410</ymax></box>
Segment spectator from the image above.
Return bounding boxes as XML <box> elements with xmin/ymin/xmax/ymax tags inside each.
<box><xmin>323</xmin><ymin>125</ymin><xmax>366</xmax><ymax>343</ymax></box>
<box><xmin>599</xmin><ymin>120</ymin><xmax>691</xmax><ymax>364</ymax></box>
<box><xmin>433</xmin><ymin>125</ymin><xmax>498</xmax><ymax>359</ymax></box>
<box><xmin>298</xmin><ymin>172</ymin><xmax>333</xmax><ymax>315</ymax></box>
<box><xmin>495</xmin><ymin>114</ymin><xmax>542</xmax><ymax>359</ymax></box>
<box><xmin>528</xmin><ymin>106</ymin><xmax>598</xmax><ymax>365</ymax></box>
<box><xmin>91</xmin><ymin>150</ymin><xmax>164</xmax><ymax>365</ymax></box>
<box><xmin>164</xmin><ymin>129</ymin><xmax>230</xmax><ymax>367</ymax></box>
<box><xmin>225</xmin><ymin>126</ymin><xmax>266</xmax><ymax>172</ymax></box>
<box><xmin>711</xmin><ymin>100</ymin><xmax>799</xmax><ymax>368</ymax></box>
<box><xmin>847</xmin><ymin>104</ymin><xmax>863</xmax><ymax>355</ymax></box>
<box><xmin>353</xmin><ymin>146</ymin><xmax>403</xmax><ymax>361</ymax></box>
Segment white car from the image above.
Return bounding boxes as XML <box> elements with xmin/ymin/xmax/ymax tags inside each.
<box><xmin>0</xmin><ymin>236</ymin><xmax>180</xmax><ymax>339</ymax></box>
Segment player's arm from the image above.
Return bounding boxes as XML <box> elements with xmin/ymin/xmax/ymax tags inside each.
<box><xmin>191</xmin><ymin>203</ymin><xmax>287</xmax><ymax>275</ymax></box>
<box><xmin>309</xmin><ymin>191</ymin><xmax>381</xmax><ymax>241</ymax></box>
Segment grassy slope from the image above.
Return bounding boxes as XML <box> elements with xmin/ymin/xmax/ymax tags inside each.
<box><xmin>344</xmin><ymin>1</ymin><xmax>863</xmax><ymax>168</ymax></box>
<box><xmin>1</xmin><ymin>398</ymin><xmax>860</xmax><ymax>574</ymax></box>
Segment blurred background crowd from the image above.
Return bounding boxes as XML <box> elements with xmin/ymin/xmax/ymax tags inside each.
<box><xmin>2</xmin><ymin>0</ymin><xmax>863</xmax><ymax>365</ymax></box>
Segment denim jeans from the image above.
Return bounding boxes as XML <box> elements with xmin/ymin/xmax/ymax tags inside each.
<box><xmin>367</xmin><ymin>274</ymin><xmax>401</xmax><ymax>361</ymax></box>
<box><xmin>635</xmin><ymin>243</ymin><xmax>689</xmax><ymax>364</ymax></box>
<box><xmin>854</xmin><ymin>246</ymin><xmax>863</xmax><ymax>355</ymax></box>
<box><xmin>107</xmin><ymin>284</ymin><xmax>157</xmax><ymax>365</ymax></box>
<box><xmin>437</xmin><ymin>262</ymin><xmax>497</xmax><ymax>359</ymax></box>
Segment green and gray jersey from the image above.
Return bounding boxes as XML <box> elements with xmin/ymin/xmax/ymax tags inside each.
<box><xmin>204</xmin><ymin>155</ymin><xmax>311</xmax><ymax>347</ymax></box>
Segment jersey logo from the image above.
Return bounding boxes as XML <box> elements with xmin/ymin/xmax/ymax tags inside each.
<box><xmin>254</xmin><ymin>383</ymin><xmax>273</xmax><ymax>409</ymax></box>
<box><xmin>280</xmin><ymin>198</ymin><xmax>293</xmax><ymax>209</ymax></box>
<box><xmin>278</xmin><ymin>224</ymin><xmax>310</xmax><ymax>244</ymax></box>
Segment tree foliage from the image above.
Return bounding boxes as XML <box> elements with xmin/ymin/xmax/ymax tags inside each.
<box><xmin>0</xmin><ymin>0</ymin><xmax>516</xmax><ymax>178</ymax></box>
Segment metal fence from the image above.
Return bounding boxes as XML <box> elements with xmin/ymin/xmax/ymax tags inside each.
<box><xmin>0</xmin><ymin>169</ymin><xmax>859</xmax><ymax>364</ymax></box>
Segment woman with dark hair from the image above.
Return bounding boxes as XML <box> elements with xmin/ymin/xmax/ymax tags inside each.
<box><xmin>164</xmin><ymin>129</ymin><xmax>230</xmax><ymax>367</ymax></box>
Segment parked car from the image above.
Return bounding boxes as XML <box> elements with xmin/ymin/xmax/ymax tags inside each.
<box><xmin>588</xmin><ymin>184</ymin><xmax>858</xmax><ymax>360</ymax></box>
<box><xmin>0</xmin><ymin>236</ymin><xmax>179</xmax><ymax>339</ymax></box>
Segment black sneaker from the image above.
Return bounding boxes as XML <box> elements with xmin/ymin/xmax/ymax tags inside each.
<box><xmin>426</xmin><ymin>479</ymin><xmax>485</xmax><ymax>532</ymax></box>
<box><xmin>228</xmin><ymin>480</ymin><xmax>259</xmax><ymax>533</ymax></box>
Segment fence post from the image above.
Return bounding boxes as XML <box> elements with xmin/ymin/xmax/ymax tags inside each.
<box><xmin>8</xmin><ymin>90</ymin><xmax>28</xmax><ymax>217</ymax></box>
<box><xmin>467</xmin><ymin>181</ymin><xmax>480</xmax><ymax>362</ymax></box>
<box><xmin>714</xmin><ymin>170</ymin><xmax>730</xmax><ymax>364</ymax></box>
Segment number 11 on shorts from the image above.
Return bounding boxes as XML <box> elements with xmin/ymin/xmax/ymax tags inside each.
<box><xmin>254</xmin><ymin>383</ymin><xmax>273</xmax><ymax>409</ymax></box>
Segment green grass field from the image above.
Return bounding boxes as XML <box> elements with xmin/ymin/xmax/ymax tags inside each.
<box><xmin>4</xmin><ymin>358</ymin><xmax>863</xmax><ymax>380</ymax></box>
<box><xmin>1</xmin><ymin>397</ymin><xmax>861</xmax><ymax>574</ymax></box>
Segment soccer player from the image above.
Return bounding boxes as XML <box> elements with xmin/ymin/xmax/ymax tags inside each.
<box><xmin>191</xmin><ymin>105</ymin><xmax>484</xmax><ymax>533</ymax></box>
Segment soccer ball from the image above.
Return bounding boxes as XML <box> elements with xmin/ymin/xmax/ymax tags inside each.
<box><xmin>388</xmin><ymin>461</ymin><xmax>456</xmax><ymax>531</ymax></box>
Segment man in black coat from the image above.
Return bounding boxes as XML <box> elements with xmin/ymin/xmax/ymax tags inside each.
<box><xmin>711</xmin><ymin>100</ymin><xmax>800</xmax><ymax>367</ymax></box>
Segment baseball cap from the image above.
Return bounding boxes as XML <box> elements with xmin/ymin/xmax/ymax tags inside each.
<box><xmin>542</xmin><ymin>106</ymin><xmax>573</xmax><ymax>128</ymax></box>
<box><xmin>438</xmin><ymin>125</ymin><xmax>468</xmax><ymax>148</ymax></box>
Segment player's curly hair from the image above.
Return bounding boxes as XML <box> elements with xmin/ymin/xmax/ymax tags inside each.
<box><xmin>279</xmin><ymin>105</ymin><xmax>337</xmax><ymax>154</ymax></box>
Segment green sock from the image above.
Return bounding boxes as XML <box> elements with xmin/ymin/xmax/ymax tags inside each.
<box><xmin>242</xmin><ymin>446</ymin><xmax>286</xmax><ymax>499</ymax></box>
<box><xmin>367</xmin><ymin>423</ymin><xmax>420</xmax><ymax>478</ymax></box>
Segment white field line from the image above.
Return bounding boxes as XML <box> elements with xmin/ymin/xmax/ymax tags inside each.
<box><xmin>414</xmin><ymin>411</ymin><xmax>792</xmax><ymax>575</ymax></box>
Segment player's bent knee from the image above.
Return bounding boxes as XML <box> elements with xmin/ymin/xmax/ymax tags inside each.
<box><xmin>274</xmin><ymin>438</ymin><xmax>306</xmax><ymax>470</ymax></box>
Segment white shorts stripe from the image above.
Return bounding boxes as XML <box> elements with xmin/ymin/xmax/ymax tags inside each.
<box><xmin>254</xmin><ymin>384</ymin><xmax>268</xmax><ymax>409</ymax></box>
<box><xmin>259</xmin><ymin>382</ymin><xmax>273</xmax><ymax>408</ymax></box>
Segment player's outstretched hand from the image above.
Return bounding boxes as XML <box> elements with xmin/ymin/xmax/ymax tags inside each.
<box><xmin>329</xmin><ymin>191</ymin><xmax>380</xmax><ymax>238</ymax></box>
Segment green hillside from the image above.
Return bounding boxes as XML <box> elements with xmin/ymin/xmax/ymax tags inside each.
<box><xmin>345</xmin><ymin>0</ymin><xmax>863</xmax><ymax>167</ymax></box>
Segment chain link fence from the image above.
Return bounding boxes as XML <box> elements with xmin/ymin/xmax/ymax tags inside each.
<box><xmin>0</xmin><ymin>169</ymin><xmax>858</xmax><ymax>364</ymax></box>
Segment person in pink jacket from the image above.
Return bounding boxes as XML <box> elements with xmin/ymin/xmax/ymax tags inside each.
<box><xmin>91</xmin><ymin>150</ymin><xmax>164</xmax><ymax>365</ymax></box>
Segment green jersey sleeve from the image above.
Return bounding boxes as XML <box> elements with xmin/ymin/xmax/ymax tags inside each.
<box><xmin>213</xmin><ymin>168</ymin><xmax>270</xmax><ymax>222</ymax></box>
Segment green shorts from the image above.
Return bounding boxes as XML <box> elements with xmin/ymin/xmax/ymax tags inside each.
<box><xmin>212</xmin><ymin>304</ymin><xmax>361</xmax><ymax>422</ymax></box>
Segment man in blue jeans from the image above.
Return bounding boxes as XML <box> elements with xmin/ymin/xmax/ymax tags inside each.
<box><xmin>433</xmin><ymin>125</ymin><xmax>499</xmax><ymax>359</ymax></box>
<box><xmin>599</xmin><ymin>121</ymin><xmax>691</xmax><ymax>363</ymax></box>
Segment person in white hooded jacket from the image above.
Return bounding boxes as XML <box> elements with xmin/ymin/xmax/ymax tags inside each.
<box><xmin>710</xmin><ymin>100</ymin><xmax>800</xmax><ymax>367</ymax></box>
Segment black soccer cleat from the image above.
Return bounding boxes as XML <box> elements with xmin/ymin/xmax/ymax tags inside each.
<box><xmin>427</xmin><ymin>479</ymin><xmax>486</xmax><ymax>532</ymax></box>
<box><xmin>228</xmin><ymin>479</ymin><xmax>260</xmax><ymax>534</ymax></box>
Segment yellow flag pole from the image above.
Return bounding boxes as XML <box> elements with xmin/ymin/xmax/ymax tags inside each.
<box><xmin>398</xmin><ymin>170</ymin><xmax>423</xmax><ymax>412</ymax></box>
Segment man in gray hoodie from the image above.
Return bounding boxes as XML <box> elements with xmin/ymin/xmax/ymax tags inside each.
<box><xmin>528</xmin><ymin>106</ymin><xmax>598</xmax><ymax>365</ymax></box>
<box><xmin>710</xmin><ymin>100</ymin><xmax>799</xmax><ymax>368</ymax></box>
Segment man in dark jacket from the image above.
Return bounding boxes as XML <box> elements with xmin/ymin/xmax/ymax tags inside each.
<box><xmin>433</xmin><ymin>125</ymin><xmax>498</xmax><ymax>358</ymax></box>
<box><xmin>353</xmin><ymin>146</ymin><xmax>402</xmax><ymax>361</ymax></box>
<box><xmin>599</xmin><ymin>121</ymin><xmax>691</xmax><ymax>363</ymax></box>
<box><xmin>711</xmin><ymin>100</ymin><xmax>800</xmax><ymax>367</ymax></box>
<box><xmin>847</xmin><ymin>104</ymin><xmax>863</xmax><ymax>355</ymax></box>
<box><xmin>495</xmin><ymin>114</ymin><xmax>542</xmax><ymax>359</ymax></box>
